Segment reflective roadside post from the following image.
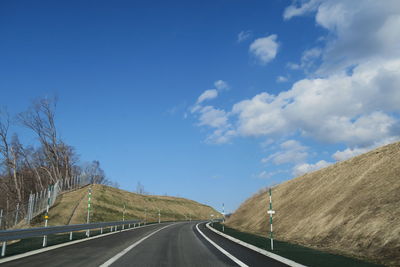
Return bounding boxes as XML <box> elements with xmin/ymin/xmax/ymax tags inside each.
<box><xmin>42</xmin><ymin>184</ymin><xmax>52</xmax><ymax>247</ymax></box>
<box><xmin>158</xmin><ymin>209</ymin><xmax>161</xmax><ymax>224</ymax></box>
<box><xmin>122</xmin><ymin>203</ymin><xmax>125</xmax><ymax>230</ymax></box>
<box><xmin>222</xmin><ymin>203</ymin><xmax>225</xmax><ymax>232</ymax></box>
<box><xmin>86</xmin><ymin>187</ymin><xmax>92</xmax><ymax>237</ymax></box>
<box><xmin>267</xmin><ymin>188</ymin><xmax>276</xmax><ymax>250</ymax></box>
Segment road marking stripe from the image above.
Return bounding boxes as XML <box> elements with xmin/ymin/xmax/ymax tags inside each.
<box><xmin>0</xmin><ymin>222</ymin><xmax>162</xmax><ymax>264</ymax></box>
<box><xmin>206</xmin><ymin>223</ymin><xmax>306</xmax><ymax>267</ymax></box>
<box><xmin>195</xmin><ymin>223</ymin><xmax>249</xmax><ymax>267</ymax></box>
<box><xmin>100</xmin><ymin>223</ymin><xmax>175</xmax><ymax>267</ymax></box>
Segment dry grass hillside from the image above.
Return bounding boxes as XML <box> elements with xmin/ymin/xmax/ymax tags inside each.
<box><xmin>28</xmin><ymin>184</ymin><xmax>220</xmax><ymax>227</ymax></box>
<box><xmin>227</xmin><ymin>142</ymin><xmax>400</xmax><ymax>267</ymax></box>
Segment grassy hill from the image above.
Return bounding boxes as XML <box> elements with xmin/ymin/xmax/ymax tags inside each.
<box><xmin>29</xmin><ymin>184</ymin><xmax>220</xmax><ymax>227</ymax></box>
<box><xmin>227</xmin><ymin>142</ymin><xmax>400</xmax><ymax>266</ymax></box>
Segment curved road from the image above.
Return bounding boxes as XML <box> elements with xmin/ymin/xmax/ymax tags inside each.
<box><xmin>1</xmin><ymin>222</ymin><xmax>287</xmax><ymax>267</ymax></box>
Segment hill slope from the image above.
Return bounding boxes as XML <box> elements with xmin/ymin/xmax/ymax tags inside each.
<box><xmin>227</xmin><ymin>142</ymin><xmax>400</xmax><ymax>266</ymax></box>
<box><xmin>30</xmin><ymin>184</ymin><xmax>220</xmax><ymax>226</ymax></box>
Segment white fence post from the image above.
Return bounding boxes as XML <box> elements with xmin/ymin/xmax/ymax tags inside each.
<box><xmin>14</xmin><ymin>203</ymin><xmax>20</xmax><ymax>226</ymax></box>
<box><xmin>1</xmin><ymin>241</ymin><xmax>6</xmax><ymax>257</ymax></box>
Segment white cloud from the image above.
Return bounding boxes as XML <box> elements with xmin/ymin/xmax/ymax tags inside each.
<box><xmin>262</xmin><ymin>140</ymin><xmax>308</xmax><ymax>165</ymax></box>
<box><xmin>196</xmin><ymin>89</ymin><xmax>218</xmax><ymax>104</ymax></box>
<box><xmin>230</xmin><ymin>59</ymin><xmax>400</xmax><ymax>147</ymax></box>
<box><xmin>293</xmin><ymin>160</ymin><xmax>332</xmax><ymax>176</ymax></box>
<box><xmin>283</xmin><ymin>0</ymin><xmax>320</xmax><ymax>20</ymax></box>
<box><xmin>287</xmin><ymin>62</ymin><xmax>301</xmax><ymax>70</ymax></box>
<box><xmin>237</xmin><ymin>30</ymin><xmax>252</xmax><ymax>43</ymax></box>
<box><xmin>257</xmin><ymin>170</ymin><xmax>271</xmax><ymax>179</ymax></box>
<box><xmin>197</xmin><ymin>106</ymin><xmax>229</xmax><ymax>128</ymax></box>
<box><xmin>191</xmin><ymin>1</ymin><xmax>400</xmax><ymax>149</ymax></box>
<box><xmin>284</xmin><ymin>0</ymin><xmax>400</xmax><ymax>73</ymax></box>
<box><xmin>255</xmin><ymin>169</ymin><xmax>289</xmax><ymax>179</ymax></box>
<box><xmin>276</xmin><ymin>76</ymin><xmax>288</xmax><ymax>83</ymax></box>
<box><xmin>249</xmin><ymin>34</ymin><xmax>279</xmax><ymax>65</ymax></box>
<box><xmin>332</xmin><ymin>147</ymin><xmax>370</xmax><ymax>162</ymax></box>
<box><xmin>214</xmin><ymin>80</ymin><xmax>229</xmax><ymax>91</ymax></box>
<box><xmin>332</xmin><ymin>137</ymin><xmax>398</xmax><ymax>161</ymax></box>
<box><xmin>232</xmin><ymin>92</ymin><xmax>291</xmax><ymax>137</ymax></box>
<box><xmin>191</xmin><ymin>81</ymin><xmax>235</xmax><ymax>144</ymax></box>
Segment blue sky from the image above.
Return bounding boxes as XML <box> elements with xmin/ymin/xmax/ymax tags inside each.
<box><xmin>1</xmin><ymin>0</ymin><xmax>399</xmax><ymax>213</ymax></box>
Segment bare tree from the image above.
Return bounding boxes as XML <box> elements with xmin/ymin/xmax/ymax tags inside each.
<box><xmin>82</xmin><ymin>160</ymin><xmax>107</xmax><ymax>185</ymax></box>
<box><xmin>0</xmin><ymin>109</ymin><xmax>22</xmax><ymax>203</ymax></box>
<box><xmin>136</xmin><ymin>181</ymin><xmax>148</xmax><ymax>195</ymax></box>
<box><xmin>18</xmin><ymin>97</ymin><xmax>63</xmax><ymax>184</ymax></box>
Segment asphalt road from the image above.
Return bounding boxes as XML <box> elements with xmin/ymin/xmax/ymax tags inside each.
<box><xmin>1</xmin><ymin>221</ymin><xmax>288</xmax><ymax>267</ymax></box>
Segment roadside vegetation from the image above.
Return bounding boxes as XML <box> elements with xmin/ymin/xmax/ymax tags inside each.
<box><xmin>0</xmin><ymin>97</ymin><xmax>115</xmax><ymax>229</ymax></box>
<box><xmin>227</xmin><ymin>142</ymin><xmax>400</xmax><ymax>267</ymax></box>
<box><xmin>211</xmin><ymin>223</ymin><xmax>382</xmax><ymax>267</ymax></box>
<box><xmin>28</xmin><ymin>184</ymin><xmax>220</xmax><ymax>227</ymax></box>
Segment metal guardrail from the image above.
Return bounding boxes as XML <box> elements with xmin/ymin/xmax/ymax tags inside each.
<box><xmin>0</xmin><ymin>219</ymin><xmax>142</xmax><ymax>242</ymax></box>
<box><xmin>0</xmin><ymin>219</ymin><xmax>142</xmax><ymax>257</ymax></box>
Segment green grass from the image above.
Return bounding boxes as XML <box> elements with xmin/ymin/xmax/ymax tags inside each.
<box><xmin>211</xmin><ymin>223</ymin><xmax>383</xmax><ymax>267</ymax></box>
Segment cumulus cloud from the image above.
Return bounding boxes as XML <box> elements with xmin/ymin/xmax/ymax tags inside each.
<box><xmin>276</xmin><ymin>76</ymin><xmax>288</xmax><ymax>83</ymax></box>
<box><xmin>332</xmin><ymin>147</ymin><xmax>370</xmax><ymax>162</ymax></box>
<box><xmin>191</xmin><ymin>1</ymin><xmax>400</xmax><ymax>150</ymax></box>
<box><xmin>237</xmin><ymin>30</ymin><xmax>252</xmax><ymax>43</ymax></box>
<box><xmin>230</xmin><ymin>59</ymin><xmax>400</xmax><ymax>147</ymax></box>
<box><xmin>283</xmin><ymin>0</ymin><xmax>320</xmax><ymax>20</ymax></box>
<box><xmin>332</xmin><ymin>137</ymin><xmax>399</xmax><ymax>161</ymax></box>
<box><xmin>293</xmin><ymin>160</ymin><xmax>332</xmax><ymax>176</ymax></box>
<box><xmin>191</xmin><ymin>81</ymin><xmax>235</xmax><ymax>144</ymax></box>
<box><xmin>196</xmin><ymin>89</ymin><xmax>218</xmax><ymax>104</ymax></box>
<box><xmin>249</xmin><ymin>34</ymin><xmax>279</xmax><ymax>65</ymax></box>
<box><xmin>295</xmin><ymin>48</ymin><xmax>322</xmax><ymax>73</ymax></box>
<box><xmin>284</xmin><ymin>0</ymin><xmax>400</xmax><ymax>73</ymax></box>
<box><xmin>214</xmin><ymin>80</ymin><xmax>229</xmax><ymax>91</ymax></box>
<box><xmin>197</xmin><ymin>106</ymin><xmax>229</xmax><ymax>128</ymax></box>
<box><xmin>262</xmin><ymin>140</ymin><xmax>308</xmax><ymax>165</ymax></box>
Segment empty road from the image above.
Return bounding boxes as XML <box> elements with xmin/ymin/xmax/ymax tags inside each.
<box><xmin>1</xmin><ymin>222</ymin><xmax>287</xmax><ymax>267</ymax></box>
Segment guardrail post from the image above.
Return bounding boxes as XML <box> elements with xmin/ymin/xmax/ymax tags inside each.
<box><xmin>1</xmin><ymin>241</ymin><xmax>6</xmax><ymax>257</ymax></box>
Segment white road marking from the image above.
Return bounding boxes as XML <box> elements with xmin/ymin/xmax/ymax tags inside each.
<box><xmin>100</xmin><ymin>223</ymin><xmax>175</xmax><ymax>267</ymax></box>
<box><xmin>206</xmin><ymin>223</ymin><xmax>306</xmax><ymax>267</ymax></box>
<box><xmin>0</xmin><ymin>222</ymin><xmax>161</xmax><ymax>264</ymax></box>
<box><xmin>195</xmin><ymin>223</ymin><xmax>249</xmax><ymax>267</ymax></box>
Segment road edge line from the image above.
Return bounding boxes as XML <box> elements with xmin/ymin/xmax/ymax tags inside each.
<box><xmin>206</xmin><ymin>223</ymin><xmax>306</xmax><ymax>267</ymax></box>
<box><xmin>0</xmin><ymin>222</ymin><xmax>166</xmax><ymax>264</ymax></box>
<box><xmin>99</xmin><ymin>223</ymin><xmax>175</xmax><ymax>267</ymax></box>
<box><xmin>195</xmin><ymin>223</ymin><xmax>248</xmax><ymax>267</ymax></box>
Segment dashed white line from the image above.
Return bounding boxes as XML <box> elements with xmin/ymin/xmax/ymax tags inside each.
<box><xmin>195</xmin><ymin>223</ymin><xmax>249</xmax><ymax>267</ymax></box>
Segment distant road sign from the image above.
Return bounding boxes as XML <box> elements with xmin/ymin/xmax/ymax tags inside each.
<box><xmin>267</xmin><ymin>210</ymin><xmax>275</xmax><ymax>215</ymax></box>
